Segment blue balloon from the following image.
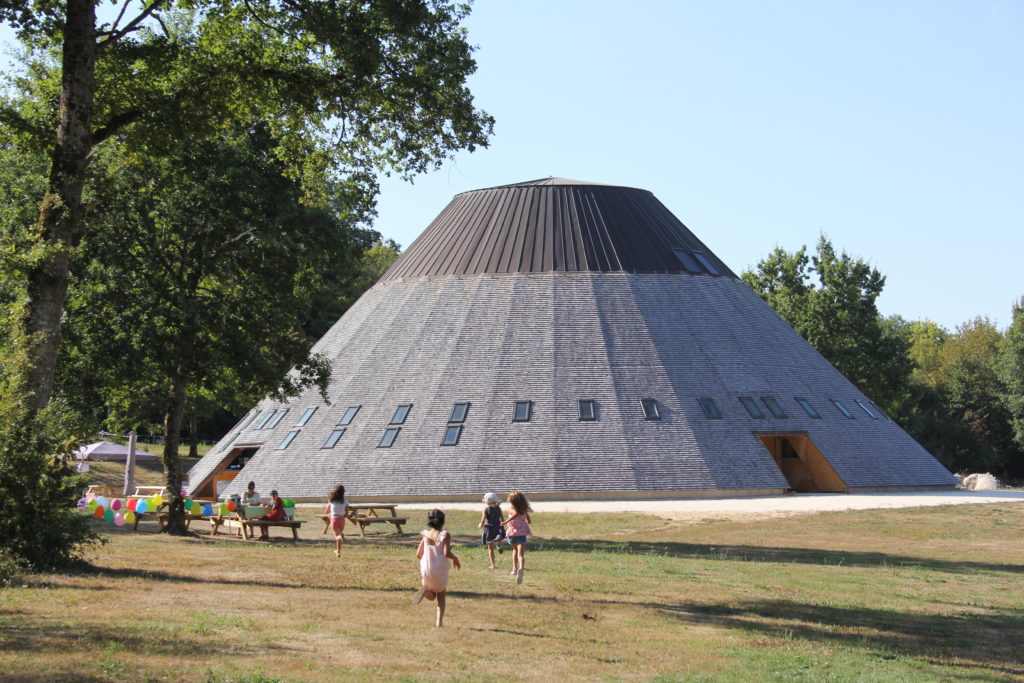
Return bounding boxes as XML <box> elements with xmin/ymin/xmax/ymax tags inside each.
<box><xmin>136</xmin><ymin>499</ymin><xmax>148</xmax><ymax>514</ymax></box>
<box><xmin>202</xmin><ymin>503</ymin><xmax>213</xmax><ymax>516</ymax></box>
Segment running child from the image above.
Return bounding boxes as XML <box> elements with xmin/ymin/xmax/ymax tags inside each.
<box><xmin>323</xmin><ymin>484</ymin><xmax>349</xmax><ymax>557</ymax></box>
<box><xmin>477</xmin><ymin>492</ymin><xmax>505</xmax><ymax>569</ymax></box>
<box><xmin>501</xmin><ymin>490</ymin><xmax>532</xmax><ymax>584</ymax></box>
<box><xmin>413</xmin><ymin>509</ymin><xmax>461</xmax><ymax>627</ymax></box>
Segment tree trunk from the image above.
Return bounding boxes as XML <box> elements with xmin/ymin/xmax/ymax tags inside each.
<box><xmin>161</xmin><ymin>369</ymin><xmax>189</xmax><ymax>534</ymax></box>
<box><xmin>23</xmin><ymin>0</ymin><xmax>98</xmax><ymax>414</ymax></box>
<box><xmin>189</xmin><ymin>413</ymin><xmax>199</xmax><ymax>458</ymax></box>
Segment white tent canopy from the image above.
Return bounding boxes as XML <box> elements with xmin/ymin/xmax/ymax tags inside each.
<box><xmin>74</xmin><ymin>441</ymin><xmax>159</xmax><ymax>462</ymax></box>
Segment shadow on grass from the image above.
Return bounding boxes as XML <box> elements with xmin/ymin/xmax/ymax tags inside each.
<box><xmin>532</xmin><ymin>538</ymin><xmax>1023</xmax><ymax>575</ymax></box>
<box><xmin>663</xmin><ymin>598</ymin><xmax>1024</xmax><ymax>678</ymax></box>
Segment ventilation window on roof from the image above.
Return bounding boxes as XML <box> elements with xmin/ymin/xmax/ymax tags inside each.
<box><xmin>578</xmin><ymin>399</ymin><xmax>596</xmax><ymax>421</ymax></box>
<box><xmin>276</xmin><ymin>429</ymin><xmax>300</xmax><ymax>450</ymax></box>
<box><xmin>761</xmin><ymin>396</ymin><xmax>787</xmax><ymax>419</ymax></box>
<box><xmin>322</xmin><ymin>429</ymin><xmax>346</xmax><ymax>449</ymax></box>
<box><xmin>641</xmin><ymin>398</ymin><xmax>661</xmax><ymax>420</ymax></box>
<box><xmin>513</xmin><ymin>401</ymin><xmax>532</xmax><ymax>422</ymax></box>
<box><xmin>692</xmin><ymin>252</ymin><xmax>720</xmax><ymax>275</ymax></box>
<box><xmin>266</xmin><ymin>408</ymin><xmax>289</xmax><ymax>429</ymax></box>
<box><xmin>296</xmin><ymin>407</ymin><xmax>318</xmax><ymax>426</ymax></box>
<box><xmin>449</xmin><ymin>402</ymin><xmax>470</xmax><ymax>423</ymax></box>
<box><xmin>672</xmin><ymin>249</ymin><xmax>702</xmax><ymax>273</ymax></box>
<box><xmin>855</xmin><ymin>400</ymin><xmax>878</xmax><ymax>419</ymax></box>
<box><xmin>739</xmin><ymin>396</ymin><xmax>765</xmax><ymax>419</ymax></box>
<box><xmin>378</xmin><ymin>427</ymin><xmax>401</xmax><ymax>448</ymax></box>
<box><xmin>338</xmin><ymin>406</ymin><xmax>360</xmax><ymax>426</ymax></box>
<box><xmin>219</xmin><ymin>430</ymin><xmax>241</xmax><ymax>452</ymax></box>
<box><xmin>255</xmin><ymin>410</ymin><xmax>275</xmax><ymax>429</ymax></box>
<box><xmin>240</xmin><ymin>410</ymin><xmax>260</xmax><ymax>430</ymax></box>
<box><xmin>831</xmin><ymin>399</ymin><xmax>854</xmax><ymax>419</ymax></box>
<box><xmin>698</xmin><ymin>397</ymin><xmax>723</xmax><ymax>419</ymax></box>
<box><xmin>795</xmin><ymin>397</ymin><xmax>820</xmax><ymax>418</ymax></box>
<box><xmin>390</xmin><ymin>404</ymin><xmax>412</xmax><ymax>425</ymax></box>
<box><xmin>441</xmin><ymin>425</ymin><xmax>463</xmax><ymax>446</ymax></box>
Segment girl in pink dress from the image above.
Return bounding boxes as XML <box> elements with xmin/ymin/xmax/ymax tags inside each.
<box><xmin>413</xmin><ymin>509</ymin><xmax>461</xmax><ymax>627</ymax></box>
<box><xmin>501</xmin><ymin>491</ymin><xmax>532</xmax><ymax>584</ymax></box>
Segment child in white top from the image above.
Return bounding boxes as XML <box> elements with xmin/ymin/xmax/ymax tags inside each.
<box><xmin>323</xmin><ymin>484</ymin><xmax>349</xmax><ymax>557</ymax></box>
<box><xmin>413</xmin><ymin>509</ymin><xmax>461</xmax><ymax>627</ymax></box>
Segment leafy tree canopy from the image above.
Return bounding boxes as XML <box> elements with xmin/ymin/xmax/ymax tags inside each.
<box><xmin>741</xmin><ymin>234</ymin><xmax>912</xmax><ymax>415</ymax></box>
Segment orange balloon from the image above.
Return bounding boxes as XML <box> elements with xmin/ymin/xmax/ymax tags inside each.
<box><xmin>226</xmin><ymin>500</ymin><xmax>236</xmax><ymax>512</ymax></box>
<box><xmin>93</xmin><ymin>506</ymin><xmax>105</xmax><ymax>519</ymax></box>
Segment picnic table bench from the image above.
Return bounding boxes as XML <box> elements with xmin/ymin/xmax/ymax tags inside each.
<box><xmin>321</xmin><ymin>503</ymin><xmax>407</xmax><ymax>537</ymax></box>
<box><xmin>240</xmin><ymin>518</ymin><xmax>304</xmax><ymax>541</ymax></box>
<box><xmin>85</xmin><ymin>484</ymin><xmax>121</xmax><ymax>498</ymax></box>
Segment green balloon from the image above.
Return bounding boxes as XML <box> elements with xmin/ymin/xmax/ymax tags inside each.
<box><xmin>104</xmin><ymin>508</ymin><xmax>115</xmax><ymax>522</ymax></box>
<box><xmin>190</xmin><ymin>502</ymin><xmax>201</xmax><ymax>515</ymax></box>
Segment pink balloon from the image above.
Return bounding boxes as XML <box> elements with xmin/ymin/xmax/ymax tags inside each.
<box><xmin>111</xmin><ymin>499</ymin><xmax>122</xmax><ymax>511</ymax></box>
<box><xmin>114</xmin><ymin>512</ymin><xmax>125</xmax><ymax>527</ymax></box>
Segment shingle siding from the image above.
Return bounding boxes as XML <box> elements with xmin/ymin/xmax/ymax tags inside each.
<box><xmin>191</xmin><ymin>271</ymin><xmax>954</xmax><ymax>500</ymax></box>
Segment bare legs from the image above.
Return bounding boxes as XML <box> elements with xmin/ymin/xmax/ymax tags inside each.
<box><xmin>334</xmin><ymin>532</ymin><xmax>344</xmax><ymax>557</ymax></box>
<box><xmin>424</xmin><ymin>589</ymin><xmax>446</xmax><ymax>627</ymax></box>
<box><xmin>486</xmin><ymin>542</ymin><xmax>496</xmax><ymax>569</ymax></box>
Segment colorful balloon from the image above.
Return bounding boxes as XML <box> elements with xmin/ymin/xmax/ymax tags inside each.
<box><xmin>202</xmin><ymin>503</ymin><xmax>213</xmax><ymax>516</ymax></box>
<box><xmin>184</xmin><ymin>498</ymin><xmax>193</xmax><ymax>509</ymax></box>
<box><xmin>136</xmin><ymin>500</ymin><xmax>148</xmax><ymax>514</ymax></box>
<box><xmin>87</xmin><ymin>499</ymin><xmax>98</xmax><ymax>511</ymax></box>
<box><xmin>190</xmin><ymin>502</ymin><xmax>201</xmax><ymax>515</ymax></box>
<box><xmin>104</xmin><ymin>508</ymin><xmax>115</xmax><ymax>522</ymax></box>
<box><xmin>124</xmin><ymin>510</ymin><xmax>136</xmax><ymax>524</ymax></box>
<box><xmin>86</xmin><ymin>493</ymin><xmax>96</xmax><ymax>501</ymax></box>
<box><xmin>226</xmin><ymin>500</ymin><xmax>236</xmax><ymax>512</ymax></box>
<box><xmin>96</xmin><ymin>496</ymin><xmax>108</xmax><ymax>508</ymax></box>
<box><xmin>114</xmin><ymin>512</ymin><xmax>125</xmax><ymax>527</ymax></box>
<box><xmin>111</xmin><ymin>499</ymin><xmax>122</xmax><ymax>511</ymax></box>
<box><xmin>93</xmin><ymin>506</ymin><xmax>105</xmax><ymax>519</ymax></box>
<box><xmin>152</xmin><ymin>495</ymin><xmax>163</xmax><ymax>507</ymax></box>
<box><xmin>127</xmin><ymin>498</ymin><xmax>137</xmax><ymax>511</ymax></box>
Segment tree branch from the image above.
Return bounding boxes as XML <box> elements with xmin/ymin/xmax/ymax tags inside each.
<box><xmin>98</xmin><ymin>0</ymin><xmax>168</xmax><ymax>48</ymax></box>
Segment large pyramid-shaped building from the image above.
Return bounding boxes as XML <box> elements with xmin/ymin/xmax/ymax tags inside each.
<box><xmin>188</xmin><ymin>178</ymin><xmax>955</xmax><ymax>501</ymax></box>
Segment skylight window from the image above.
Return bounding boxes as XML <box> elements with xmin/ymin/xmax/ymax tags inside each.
<box><xmin>641</xmin><ymin>398</ymin><xmax>661</xmax><ymax>420</ymax></box>
<box><xmin>449</xmin><ymin>402</ymin><xmax>470</xmax><ymax>424</ymax></box>
<box><xmin>692</xmin><ymin>252</ymin><xmax>720</xmax><ymax>275</ymax></box>
<box><xmin>266</xmin><ymin>408</ymin><xmax>289</xmax><ymax>429</ymax></box>
<box><xmin>672</xmin><ymin>249</ymin><xmax>702</xmax><ymax>273</ymax></box>
<box><xmin>739</xmin><ymin>397</ymin><xmax>765</xmax><ymax>419</ymax></box>
<box><xmin>513</xmin><ymin>401</ymin><xmax>532</xmax><ymax>422</ymax></box>
<box><xmin>441</xmin><ymin>425</ymin><xmax>463</xmax><ymax>446</ymax></box>
<box><xmin>378</xmin><ymin>427</ymin><xmax>401</xmax><ymax>448</ymax></box>
<box><xmin>761</xmin><ymin>396</ymin><xmax>787</xmax><ymax>419</ymax></box>
<box><xmin>240</xmin><ymin>410</ymin><xmax>260</xmax><ymax>430</ymax></box>
<box><xmin>578</xmin><ymin>399</ymin><xmax>596</xmax><ymax>421</ymax></box>
<box><xmin>698</xmin><ymin>397</ymin><xmax>723</xmax><ymax>419</ymax></box>
<box><xmin>796</xmin><ymin>397</ymin><xmax>820</xmax><ymax>418</ymax></box>
<box><xmin>255</xmin><ymin>410</ymin><xmax>276</xmax><ymax>429</ymax></box>
<box><xmin>276</xmin><ymin>429</ymin><xmax>300</xmax><ymax>450</ymax></box>
<box><xmin>390</xmin><ymin>404</ymin><xmax>412</xmax><ymax>425</ymax></box>
<box><xmin>322</xmin><ymin>429</ymin><xmax>346</xmax><ymax>449</ymax></box>
<box><xmin>338</xmin><ymin>406</ymin><xmax>360</xmax><ymax>426</ymax></box>
<box><xmin>296</xmin><ymin>407</ymin><xmax>318</xmax><ymax>426</ymax></box>
<box><xmin>855</xmin><ymin>400</ymin><xmax>878</xmax><ymax>419</ymax></box>
<box><xmin>831</xmin><ymin>399</ymin><xmax>854</xmax><ymax>419</ymax></box>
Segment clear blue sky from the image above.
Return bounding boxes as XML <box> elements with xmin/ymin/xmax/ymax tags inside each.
<box><xmin>372</xmin><ymin>0</ymin><xmax>1023</xmax><ymax>332</ymax></box>
<box><xmin>3</xmin><ymin>1</ymin><xmax>1021</xmax><ymax>331</ymax></box>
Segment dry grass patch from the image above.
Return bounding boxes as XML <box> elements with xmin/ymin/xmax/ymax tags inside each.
<box><xmin>1</xmin><ymin>504</ymin><xmax>1022</xmax><ymax>681</ymax></box>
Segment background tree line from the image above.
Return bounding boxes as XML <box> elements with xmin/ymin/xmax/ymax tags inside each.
<box><xmin>743</xmin><ymin>236</ymin><xmax>1024</xmax><ymax>481</ymax></box>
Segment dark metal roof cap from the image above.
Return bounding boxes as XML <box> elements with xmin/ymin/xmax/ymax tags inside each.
<box><xmin>379</xmin><ymin>179</ymin><xmax>735</xmax><ymax>283</ymax></box>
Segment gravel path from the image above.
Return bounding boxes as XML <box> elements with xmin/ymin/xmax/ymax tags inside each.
<box><xmin>401</xmin><ymin>489</ymin><xmax>1024</xmax><ymax>522</ymax></box>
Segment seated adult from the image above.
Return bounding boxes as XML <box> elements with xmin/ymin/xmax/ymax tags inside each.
<box><xmin>258</xmin><ymin>490</ymin><xmax>285</xmax><ymax>539</ymax></box>
<box><xmin>242</xmin><ymin>481</ymin><xmax>261</xmax><ymax>505</ymax></box>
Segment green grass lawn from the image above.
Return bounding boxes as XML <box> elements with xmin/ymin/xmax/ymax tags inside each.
<box><xmin>1</xmin><ymin>504</ymin><xmax>1022</xmax><ymax>681</ymax></box>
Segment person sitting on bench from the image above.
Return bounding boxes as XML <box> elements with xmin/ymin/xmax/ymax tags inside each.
<box><xmin>258</xmin><ymin>490</ymin><xmax>285</xmax><ymax>539</ymax></box>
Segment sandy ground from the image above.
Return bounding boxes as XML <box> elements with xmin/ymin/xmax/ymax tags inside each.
<box><xmin>399</xmin><ymin>490</ymin><xmax>1024</xmax><ymax>522</ymax></box>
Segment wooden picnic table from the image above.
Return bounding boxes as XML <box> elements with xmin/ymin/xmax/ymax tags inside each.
<box><xmin>320</xmin><ymin>503</ymin><xmax>407</xmax><ymax>537</ymax></box>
